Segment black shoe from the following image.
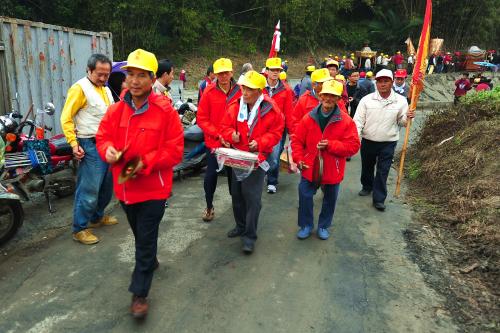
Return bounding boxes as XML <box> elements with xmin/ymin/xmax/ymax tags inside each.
<box><xmin>346</xmin><ymin>157</ymin><xmax>351</xmax><ymax>161</ymax></box>
<box><xmin>373</xmin><ymin>202</ymin><xmax>386</xmax><ymax>211</ymax></box>
<box><xmin>358</xmin><ymin>189</ymin><xmax>372</xmax><ymax>196</ymax></box>
<box><xmin>242</xmin><ymin>242</ymin><xmax>254</xmax><ymax>254</ymax></box>
<box><xmin>227</xmin><ymin>228</ymin><xmax>244</xmax><ymax>238</ymax></box>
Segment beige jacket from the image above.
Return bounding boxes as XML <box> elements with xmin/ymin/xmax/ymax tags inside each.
<box><xmin>354</xmin><ymin>90</ymin><xmax>409</xmax><ymax>142</ymax></box>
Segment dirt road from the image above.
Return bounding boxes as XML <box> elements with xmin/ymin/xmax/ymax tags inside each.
<box><xmin>0</xmin><ymin>112</ymin><xmax>459</xmax><ymax>332</ymax></box>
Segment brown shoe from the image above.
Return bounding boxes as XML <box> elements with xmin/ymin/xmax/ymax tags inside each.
<box><xmin>130</xmin><ymin>295</ymin><xmax>148</xmax><ymax>319</ymax></box>
<box><xmin>72</xmin><ymin>229</ymin><xmax>99</xmax><ymax>245</ymax></box>
<box><xmin>202</xmin><ymin>207</ymin><xmax>215</xmax><ymax>222</ymax></box>
<box><xmin>89</xmin><ymin>215</ymin><xmax>118</xmax><ymax>228</ymax></box>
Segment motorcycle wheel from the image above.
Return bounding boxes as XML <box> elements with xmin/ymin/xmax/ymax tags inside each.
<box><xmin>0</xmin><ymin>199</ymin><xmax>24</xmax><ymax>246</ymax></box>
<box><xmin>52</xmin><ymin>179</ymin><xmax>76</xmax><ymax>198</ymax></box>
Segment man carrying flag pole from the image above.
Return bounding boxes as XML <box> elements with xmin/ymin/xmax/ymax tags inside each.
<box><xmin>395</xmin><ymin>0</ymin><xmax>433</xmax><ymax>196</ymax></box>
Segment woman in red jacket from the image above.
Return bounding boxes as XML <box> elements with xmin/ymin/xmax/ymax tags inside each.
<box><xmin>96</xmin><ymin>49</ymin><xmax>184</xmax><ymax>318</ymax></box>
<box><xmin>220</xmin><ymin>70</ymin><xmax>284</xmax><ymax>253</ymax></box>
<box><xmin>292</xmin><ymin>80</ymin><xmax>360</xmax><ymax>240</ymax></box>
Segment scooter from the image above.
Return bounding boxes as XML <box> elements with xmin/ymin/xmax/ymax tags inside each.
<box><xmin>0</xmin><ymin>141</ymin><xmax>24</xmax><ymax>246</ymax></box>
<box><xmin>173</xmin><ymin>100</ymin><xmax>207</xmax><ymax>178</ymax></box>
<box><xmin>0</xmin><ymin>103</ymin><xmax>75</xmax><ymax>213</ymax></box>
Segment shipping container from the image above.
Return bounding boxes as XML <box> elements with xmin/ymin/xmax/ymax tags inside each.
<box><xmin>0</xmin><ymin>16</ymin><xmax>112</xmax><ymax>134</ymax></box>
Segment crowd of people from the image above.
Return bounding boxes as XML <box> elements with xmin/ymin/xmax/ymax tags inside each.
<box><xmin>69</xmin><ymin>46</ymin><xmax>500</xmax><ymax>319</ymax></box>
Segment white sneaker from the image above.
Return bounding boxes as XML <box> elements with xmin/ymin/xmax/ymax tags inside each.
<box><xmin>267</xmin><ymin>185</ymin><xmax>277</xmax><ymax>194</ymax></box>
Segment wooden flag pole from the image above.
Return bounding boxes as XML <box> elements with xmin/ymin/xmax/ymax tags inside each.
<box><xmin>395</xmin><ymin>88</ymin><xmax>417</xmax><ymax>197</ymax></box>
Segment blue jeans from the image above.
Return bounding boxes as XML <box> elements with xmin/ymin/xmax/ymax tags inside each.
<box><xmin>298</xmin><ymin>178</ymin><xmax>340</xmax><ymax>229</ymax></box>
<box><xmin>73</xmin><ymin>138</ymin><xmax>113</xmax><ymax>232</ymax></box>
<box><xmin>360</xmin><ymin>139</ymin><xmax>397</xmax><ymax>204</ymax></box>
<box><xmin>267</xmin><ymin>130</ymin><xmax>287</xmax><ymax>186</ymax></box>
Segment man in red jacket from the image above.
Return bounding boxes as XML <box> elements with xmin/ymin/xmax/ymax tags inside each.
<box><xmin>292</xmin><ymin>68</ymin><xmax>332</xmax><ymax>133</ymax></box>
<box><xmin>262</xmin><ymin>57</ymin><xmax>294</xmax><ymax>194</ymax></box>
<box><xmin>292</xmin><ymin>80</ymin><xmax>360</xmax><ymax>240</ymax></box>
<box><xmin>220</xmin><ymin>70</ymin><xmax>284</xmax><ymax>253</ymax></box>
<box><xmin>197</xmin><ymin>58</ymin><xmax>241</xmax><ymax>222</ymax></box>
<box><xmin>96</xmin><ymin>49</ymin><xmax>184</xmax><ymax>318</ymax></box>
<box><xmin>454</xmin><ymin>72</ymin><xmax>472</xmax><ymax>105</ymax></box>
<box><xmin>325</xmin><ymin>59</ymin><xmax>349</xmax><ymax>107</ymax></box>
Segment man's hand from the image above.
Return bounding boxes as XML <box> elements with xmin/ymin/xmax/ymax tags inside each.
<box><xmin>407</xmin><ymin>109</ymin><xmax>415</xmax><ymax>119</ymax></box>
<box><xmin>348</xmin><ymin>97</ymin><xmax>353</xmax><ymax>102</ymax></box>
<box><xmin>317</xmin><ymin>139</ymin><xmax>329</xmax><ymax>150</ymax></box>
<box><xmin>248</xmin><ymin>140</ymin><xmax>258</xmax><ymax>151</ymax></box>
<box><xmin>220</xmin><ymin>136</ymin><xmax>230</xmax><ymax>148</ymax></box>
<box><xmin>298</xmin><ymin>161</ymin><xmax>309</xmax><ymax>170</ymax></box>
<box><xmin>232</xmin><ymin>131</ymin><xmax>240</xmax><ymax>143</ymax></box>
<box><xmin>72</xmin><ymin>145</ymin><xmax>85</xmax><ymax>160</ymax></box>
<box><xmin>105</xmin><ymin>146</ymin><xmax>119</xmax><ymax>164</ymax></box>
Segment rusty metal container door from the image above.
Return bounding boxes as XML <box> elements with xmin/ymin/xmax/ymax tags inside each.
<box><xmin>0</xmin><ymin>17</ymin><xmax>113</xmax><ymax>134</ymax></box>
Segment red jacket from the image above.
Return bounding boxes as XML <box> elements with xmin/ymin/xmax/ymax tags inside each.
<box><xmin>197</xmin><ymin>81</ymin><xmax>241</xmax><ymax>149</ymax></box>
<box><xmin>292</xmin><ymin>90</ymin><xmax>348</xmax><ymax>134</ymax></box>
<box><xmin>96</xmin><ymin>90</ymin><xmax>184</xmax><ymax>204</ymax></box>
<box><xmin>220</xmin><ymin>95</ymin><xmax>284</xmax><ymax>163</ymax></box>
<box><xmin>263</xmin><ymin>80</ymin><xmax>294</xmax><ymax>134</ymax></box>
<box><xmin>292</xmin><ymin>104</ymin><xmax>360</xmax><ymax>185</ymax></box>
<box><xmin>292</xmin><ymin>90</ymin><xmax>319</xmax><ymax>134</ymax></box>
<box><xmin>454</xmin><ymin>78</ymin><xmax>471</xmax><ymax>96</ymax></box>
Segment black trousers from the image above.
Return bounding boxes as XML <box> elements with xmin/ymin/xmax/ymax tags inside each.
<box><xmin>120</xmin><ymin>199</ymin><xmax>166</xmax><ymax>297</ymax></box>
<box><xmin>360</xmin><ymin>139</ymin><xmax>397</xmax><ymax>204</ymax></box>
<box><xmin>204</xmin><ymin>149</ymin><xmax>232</xmax><ymax>209</ymax></box>
<box><xmin>231</xmin><ymin>168</ymin><xmax>266</xmax><ymax>245</ymax></box>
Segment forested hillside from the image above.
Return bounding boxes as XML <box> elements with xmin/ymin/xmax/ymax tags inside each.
<box><xmin>1</xmin><ymin>0</ymin><xmax>498</xmax><ymax>59</ymax></box>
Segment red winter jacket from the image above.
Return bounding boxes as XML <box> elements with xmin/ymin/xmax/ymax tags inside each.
<box><xmin>292</xmin><ymin>104</ymin><xmax>360</xmax><ymax>185</ymax></box>
<box><xmin>197</xmin><ymin>81</ymin><xmax>241</xmax><ymax>149</ymax></box>
<box><xmin>292</xmin><ymin>90</ymin><xmax>348</xmax><ymax>135</ymax></box>
<box><xmin>263</xmin><ymin>80</ymin><xmax>294</xmax><ymax>134</ymax></box>
<box><xmin>96</xmin><ymin>90</ymin><xmax>184</xmax><ymax>204</ymax></box>
<box><xmin>220</xmin><ymin>95</ymin><xmax>284</xmax><ymax>163</ymax></box>
<box><xmin>454</xmin><ymin>78</ymin><xmax>471</xmax><ymax>96</ymax></box>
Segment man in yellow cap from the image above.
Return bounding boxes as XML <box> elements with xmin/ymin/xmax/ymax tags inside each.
<box><xmin>60</xmin><ymin>53</ymin><xmax>117</xmax><ymax>245</ymax></box>
<box><xmin>220</xmin><ymin>70</ymin><xmax>284</xmax><ymax>253</ymax></box>
<box><xmin>96</xmin><ymin>48</ymin><xmax>184</xmax><ymax>318</ymax></box>
<box><xmin>299</xmin><ymin>65</ymin><xmax>315</xmax><ymax>96</ymax></box>
<box><xmin>292</xmin><ymin>68</ymin><xmax>331</xmax><ymax>131</ymax></box>
<box><xmin>263</xmin><ymin>57</ymin><xmax>294</xmax><ymax>194</ymax></box>
<box><xmin>292</xmin><ymin>80</ymin><xmax>360</xmax><ymax>240</ymax></box>
<box><xmin>325</xmin><ymin>59</ymin><xmax>349</xmax><ymax>107</ymax></box>
<box><xmin>197</xmin><ymin>58</ymin><xmax>242</xmax><ymax>222</ymax></box>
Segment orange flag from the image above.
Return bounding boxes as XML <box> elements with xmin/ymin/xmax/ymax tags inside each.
<box><xmin>409</xmin><ymin>0</ymin><xmax>432</xmax><ymax>111</ymax></box>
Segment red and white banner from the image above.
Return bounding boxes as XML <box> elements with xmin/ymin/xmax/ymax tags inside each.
<box><xmin>268</xmin><ymin>20</ymin><xmax>281</xmax><ymax>58</ymax></box>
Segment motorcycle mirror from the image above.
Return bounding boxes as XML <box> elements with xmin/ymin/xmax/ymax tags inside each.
<box><xmin>43</xmin><ymin>102</ymin><xmax>56</xmax><ymax>116</ymax></box>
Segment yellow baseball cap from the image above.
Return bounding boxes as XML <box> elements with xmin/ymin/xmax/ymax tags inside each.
<box><xmin>121</xmin><ymin>49</ymin><xmax>158</xmax><ymax>73</ymax></box>
<box><xmin>266</xmin><ymin>57</ymin><xmax>282</xmax><ymax>70</ymax></box>
<box><xmin>311</xmin><ymin>68</ymin><xmax>332</xmax><ymax>83</ymax></box>
<box><xmin>237</xmin><ymin>70</ymin><xmax>266</xmax><ymax>90</ymax></box>
<box><xmin>320</xmin><ymin>80</ymin><xmax>343</xmax><ymax>96</ymax></box>
<box><xmin>335</xmin><ymin>74</ymin><xmax>346</xmax><ymax>82</ymax></box>
<box><xmin>366</xmin><ymin>71</ymin><xmax>374</xmax><ymax>78</ymax></box>
<box><xmin>213</xmin><ymin>58</ymin><xmax>233</xmax><ymax>74</ymax></box>
<box><xmin>279</xmin><ymin>71</ymin><xmax>287</xmax><ymax>80</ymax></box>
<box><xmin>306</xmin><ymin>65</ymin><xmax>316</xmax><ymax>72</ymax></box>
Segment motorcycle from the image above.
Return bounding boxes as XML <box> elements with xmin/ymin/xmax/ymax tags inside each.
<box><xmin>0</xmin><ymin>103</ymin><xmax>75</xmax><ymax>213</ymax></box>
<box><xmin>0</xmin><ymin>139</ymin><xmax>24</xmax><ymax>246</ymax></box>
<box><xmin>173</xmin><ymin>99</ymin><xmax>207</xmax><ymax>178</ymax></box>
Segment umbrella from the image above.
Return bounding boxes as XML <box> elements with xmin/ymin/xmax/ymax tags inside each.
<box><xmin>473</xmin><ymin>61</ymin><xmax>497</xmax><ymax>68</ymax></box>
<box><xmin>112</xmin><ymin>61</ymin><xmax>127</xmax><ymax>74</ymax></box>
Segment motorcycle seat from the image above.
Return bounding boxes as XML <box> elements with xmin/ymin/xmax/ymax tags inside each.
<box><xmin>50</xmin><ymin>135</ymin><xmax>73</xmax><ymax>156</ymax></box>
